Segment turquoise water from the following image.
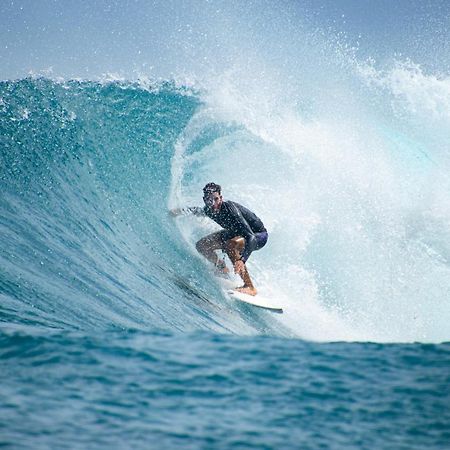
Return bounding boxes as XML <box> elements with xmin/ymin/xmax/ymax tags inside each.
<box><xmin>1</xmin><ymin>76</ymin><xmax>450</xmax><ymax>448</ymax></box>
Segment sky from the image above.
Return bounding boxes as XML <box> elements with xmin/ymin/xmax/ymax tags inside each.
<box><xmin>1</xmin><ymin>0</ymin><xmax>450</xmax><ymax>81</ymax></box>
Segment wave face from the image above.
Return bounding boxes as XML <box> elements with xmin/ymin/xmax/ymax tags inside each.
<box><xmin>1</xmin><ymin>70</ymin><xmax>450</xmax><ymax>342</ymax></box>
<box><xmin>0</xmin><ymin>78</ymin><xmax>265</xmax><ymax>335</ymax></box>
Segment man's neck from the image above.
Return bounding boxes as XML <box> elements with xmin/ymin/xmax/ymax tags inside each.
<box><xmin>212</xmin><ymin>203</ymin><xmax>223</xmax><ymax>214</ymax></box>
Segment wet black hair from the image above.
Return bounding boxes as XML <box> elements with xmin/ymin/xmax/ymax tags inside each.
<box><xmin>203</xmin><ymin>182</ymin><xmax>221</xmax><ymax>196</ymax></box>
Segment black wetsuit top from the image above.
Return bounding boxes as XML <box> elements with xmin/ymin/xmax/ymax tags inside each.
<box><xmin>186</xmin><ymin>200</ymin><xmax>267</xmax><ymax>262</ymax></box>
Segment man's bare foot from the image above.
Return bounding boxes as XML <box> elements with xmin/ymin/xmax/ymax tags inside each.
<box><xmin>235</xmin><ymin>286</ymin><xmax>257</xmax><ymax>296</ymax></box>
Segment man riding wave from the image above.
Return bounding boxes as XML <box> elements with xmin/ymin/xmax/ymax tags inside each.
<box><xmin>170</xmin><ymin>182</ymin><xmax>268</xmax><ymax>296</ymax></box>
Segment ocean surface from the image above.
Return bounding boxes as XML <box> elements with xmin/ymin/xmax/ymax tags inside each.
<box><xmin>2</xmin><ymin>13</ymin><xmax>450</xmax><ymax>448</ymax></box>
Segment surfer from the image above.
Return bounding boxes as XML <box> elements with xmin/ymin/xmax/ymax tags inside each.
<box><xmin>170</xmin><ymin>182</ymin><xmax>268</xmax><ymax>296</ymax></box>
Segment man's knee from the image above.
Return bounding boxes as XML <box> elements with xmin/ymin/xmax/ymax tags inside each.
<box><xmin>226</xmin><ymin>237</ymin><xmax>244</xmax><ymax>251</ymax></box>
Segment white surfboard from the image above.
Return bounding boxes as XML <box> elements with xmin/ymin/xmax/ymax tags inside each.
<box><xmin>226</xmin><ymin>289</ymin><xmax>283</xmax><ymax>313</ymax></box>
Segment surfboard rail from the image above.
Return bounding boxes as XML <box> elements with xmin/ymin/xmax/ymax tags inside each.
<box><xmin>226</xmin><ymin>290</ymin><xmax>283</xmax><ymax>313</ymax></box>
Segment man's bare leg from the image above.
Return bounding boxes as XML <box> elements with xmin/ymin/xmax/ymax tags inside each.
<box><xmin>196</xmin><ymin>232</ymin><xmax>229</xmax><ymax>273</ymax></box>
<box><xmin>224</xmin><ymin>237</ymin><xmax>257</xmax><ymax>296</ymax></box>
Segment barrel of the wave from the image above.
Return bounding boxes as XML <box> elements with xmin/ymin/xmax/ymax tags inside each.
<box><xmin>170</xmin><ymin>182</ymin><xmax>282</xmax><ymax>313</ymax></box>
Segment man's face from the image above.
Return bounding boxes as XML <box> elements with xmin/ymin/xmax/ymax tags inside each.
<box><xmin>203</xmin><ymin>191</ymin><xmax>222</xmax><ymax>212</ymax></box>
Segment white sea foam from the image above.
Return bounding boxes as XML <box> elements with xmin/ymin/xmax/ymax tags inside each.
<box><xmin>170</xmin><ymin>54</ymin><xmax>450</xmax><ymax>343</ymax></box>
<box><xmin>358</xmin><ymin>60</ymin><xmax>450</xmax><ymax>122</ymax></box>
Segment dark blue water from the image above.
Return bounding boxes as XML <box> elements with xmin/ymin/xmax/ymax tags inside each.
<box><xmin>2</xmin><ymin>326</ymin><xmax>449</xmax><ymax>449</ymax></box>
<box><xmin>1</xmin><ymin>76</ymin><xmax>450</xmax><ymax>448</ymax></box>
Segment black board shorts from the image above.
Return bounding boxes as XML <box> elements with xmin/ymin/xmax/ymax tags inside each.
<box><xmin>219</xmin><ymin>230</ymin><xmax>269</xmax><ymax>252</ymax></box>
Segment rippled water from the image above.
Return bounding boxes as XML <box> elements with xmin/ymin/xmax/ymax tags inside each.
<box><xmin>2</xmin><ymin>326</ymin><xmax>449</xmax><ymax>449</ymax></box>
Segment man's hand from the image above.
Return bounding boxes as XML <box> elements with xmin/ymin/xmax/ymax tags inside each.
<box><xmin>234</xmin><ymin>259</ymin><xmax>245</xmax><ymax>275</ymax></box>
<box><xmin>169</xmin><ymin>208</ymin><xmax>181</xmax><ymax>217</ymax></box>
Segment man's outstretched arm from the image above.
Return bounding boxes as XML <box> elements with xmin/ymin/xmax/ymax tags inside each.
<box><xmin>169</xmin><ymin>206</ymin><xmax>205</xmax><ymax>217</ymax></box>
